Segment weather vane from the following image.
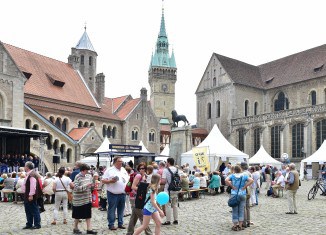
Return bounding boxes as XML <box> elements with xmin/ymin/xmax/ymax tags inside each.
<box><xmin>84</xmin><ymin>22</ymin><xmax>87</xmax><ymax>31</ymax></box>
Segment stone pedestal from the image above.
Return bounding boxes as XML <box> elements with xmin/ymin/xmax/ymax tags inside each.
<box><xmin>169</xmin><ymin>126</ymin><xmax>192</xmax><ymax>166</ymax></box>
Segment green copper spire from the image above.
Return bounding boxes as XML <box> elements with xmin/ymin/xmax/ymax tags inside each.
<box><xmin>150</xmin><ymin>6</ymin><xmax>176</xmax><ymax>69</ymax></box>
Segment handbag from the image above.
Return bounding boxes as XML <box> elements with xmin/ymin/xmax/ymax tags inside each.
<box><xmin>59</xmin><ymin>178</ymin><xmax>73</xmax><ymax>202</ymax></box>
<box><xmin>228</xmin><ymin>176</ymin><xmax>243</xmax><ymax>207</ymax></box>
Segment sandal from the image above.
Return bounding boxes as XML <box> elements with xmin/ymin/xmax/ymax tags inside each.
<box><xmin>51</xmin><ymin>221</ymin><xmax>56</xmax><ymax>225</ymax></box>
<box><xmin>238</xmin><ymin>225</ymin><xmax>245</xmax><ymax>230</ymax></box>
<box><xmin>63</xmin><ymin>219</ymin><xmax>67</xmax><ymax>224</ymax></box>
<box><xmin>232</xmin><ymin>226</ymin><xmax>239</xmax><ymax>231</ymax></box>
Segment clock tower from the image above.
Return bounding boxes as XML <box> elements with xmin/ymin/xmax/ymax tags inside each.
<box><xmin>148</xmin><ymin>6</ymin><xmax>177</xmax><ymax>123</ymax></box>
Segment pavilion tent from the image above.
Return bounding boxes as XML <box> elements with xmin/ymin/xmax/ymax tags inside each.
<box><xmin>180</xmin><ymin>124</ymin><xmax>249</xmax><ymax>171</ymax></box>
<box><xmin>94</xmin><ymin>136</ymin><xmax>113</xmax><ymax>153</ymax></box>
<box><xmin>249</xmin><ymin>145</ymin><xmax>282</xmax><ymax>168</ymax></box>
<box><xmin>300</xmin><ymin>140</ymin><xmax>326</xmax><ymax>180</ymax></box>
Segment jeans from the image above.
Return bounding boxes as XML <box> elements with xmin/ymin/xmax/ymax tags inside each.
<box><xmin>255</xmin><ymin>188</ymin><xmax>259</xmax><ymax>205</ymax></box>
<box><xmin>232</xmin><ymin>195</ymin><xmax>246</xmax><ymax>223</ymax></box>
<box><xmin>24</xmin><ymin>200</ymin><xmax>41</xmax><ymax>227</ymax></box>
<box><xmin>107</xmin><ymin>191</ymin><xmax>126</xmax><ymax>228</ymax></box>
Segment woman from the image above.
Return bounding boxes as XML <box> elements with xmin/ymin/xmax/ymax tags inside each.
<box><xmin>225</xmin><ymin>165</ymin><xmax>253</xmax><ymax>231</ymax></box>
<box><xmin>1</xmin><ymin>173</ymin><xmax>15</xmax><ymax>201</ymax></box>
<box><xmin>127</xmin><ymin>163</ymin><xmax>152</xmax><ymax>235</ymax></box>
<box><xmin>208</xmin><ymin>171</ymin><xmax>221</xmax><ymax>194</ymax></box>
<box><xmin>43</xmin><ymin>172</ymin><xmax>54</xmax><ymax>204</ymax></box>
<box><xmin>52</xmin><ymin>167</ymin><xmax>72</xmax><ymax>225</ymax></box>
<box><xmin>14</xmin><ymin>172</ymin><xmax>26</xmax><ymax>203</ymax></box>
<box><xmin>146</xmin><ymin>165</ymin><xmax>154</xmax><ymax>184</ymax></box>
<box><xmin>72</xmin><ymin>164</ymin><xmax>97</xmax><ymax>234</ymax></box>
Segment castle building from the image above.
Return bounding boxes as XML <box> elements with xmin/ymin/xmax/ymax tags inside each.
<box><xmin>196</xmin><ymin>45</ymin><xmax>326</xmax><ymax>162</ymax></box>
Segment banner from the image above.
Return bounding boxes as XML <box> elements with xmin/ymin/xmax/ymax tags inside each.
<box><xmin>192</xmin><ymin>147</ymin><xmax>210</xmax><ymax>172</ymax></box>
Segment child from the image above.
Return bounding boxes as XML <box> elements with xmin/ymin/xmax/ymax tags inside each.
<box><xmin>134</xmin><ymin>174</ymin><xmax>165</xmax><ymax>235</ymax></box>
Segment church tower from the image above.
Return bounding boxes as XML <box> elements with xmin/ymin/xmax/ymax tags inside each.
<box><xmin>148</xmin><ymin>6</ymin><xmax>177</xmax><ymax>123</ymax></box>
<box><xmin>68</xmin><ymin>27</ymin><xmax>104</xmax><ymax>104</ymax></box>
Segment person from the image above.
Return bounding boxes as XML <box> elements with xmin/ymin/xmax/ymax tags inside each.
<box><xmin>219</xmin><ymin>162</ymin><xmax>226</xmax><ymax>173</ymax></box>
<box><xmin>102</xmin><ymin>156</ymin><xmax>129</xmax><ymax>231</ymax></box>
<box><xmin>126</xmin><ymin>163</ymin><xmax>152</xmax><ymax>235</ymax></box>
<box><xmin>284</xmin><ymin>163</ymin><xmax>299</xmax><ymax>214</ymax></box>
<box><xmin>42</xmin><ymin>172</ymin><xmax>54</xmax><ymax>204</ymax></box>
<box><xmin>180</xmin><ymin>174</ymin><xmax>189</xmax><ymax>191</ymax></box>
<box><xmin>249</xmin><ymin>166</ymin><xmax>258</xmax><ymax>206</ymax></box>
<box><xmin>14</xmin><ymin>172</ymin><xmax>26</xmax><ymax>203</ymax></box>
<box><xmin>223</xmin><ymin>163</ymin><xmax>232</xmax><ymax>178</ymax></box>
<box><xmin>0</xmin><ymin>173</ymin><xmax>15</xmax><ymax>201</ymax></box>
<box><xmin>321</xmin><ymin>164</ymin><xmax>326</xmax><ymax>195</ymax></box>
<box><xmin>272</xmin><ymin>171</ymin><xmax>285</xmax><ymax>197</ymax></box>
<box><xmin>133</xmin><ymin>174</ymin><xmax>165</xmax><ymax>235</ymax></box>
<box><xmin>146</xmin><ymin>165</ymin><xmax>154</xmax><ymax>184</ymax></box>
<box><xmin>225</xmin><ymin>165</ymin><xmax>253</xmax><ymax>231</ymax></box>
<box><xmin>70</xmin><ymin>161</ymin><xmax>82</xmax><ymax>182</ymax></box>
<box><xmin>264</xmin><ymin>165</ymin><xmax>271</xmax><ymax>190</ymax></box>
<box><xmin>51</xmin><ymin>167</ymin><xmax>72</xmax><ymax>225</ymax></box>
<box><xmin>240</xmin><ymin>162</ymin><xmax>253</xmax><ymax>228</ymax></box>
<box><xmin>21</xmin><ymin>161</ymin><xmax>42</xmax><ymax>229</ymax></box>
<box><xmin>161</xmin><ymin>157</ymin><xmax>180</xmax><ymax>225</ymax></box>
<box><xmin>71</xmin><ymin>163</ymin><xmax>97</xmax><ymax>234</ymax></box>
<box><xmin>199</xmin><ymin>172</ymin><xmax>207</xmax><ymax>188</ymax></box>
<box><xmin>208</xmin><ymin>171</ymin><xmax>221</xmax><ymax>194</ymax></box>
<box><xmin>253</xmin><ymin>166</ymin><xmax>261</xmax><ymax>205</ymax></box>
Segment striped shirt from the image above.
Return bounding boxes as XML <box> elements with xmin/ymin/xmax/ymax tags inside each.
<box><xmin>72</xmin><ymin>173</ymin><xmax>92</xmax><ymax>206</ymax></box>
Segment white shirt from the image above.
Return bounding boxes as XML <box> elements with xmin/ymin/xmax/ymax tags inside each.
<box><xmin>276</xmin><ymin>175</ymin><xmax>285</xmax><ymax>188</ymax></box>
<box><xmin>54</xmin><ymin>175</ymin><xmax>72</xmax><ymax>191</ymax></box>
<box><xmin>199</xmin><ymin>177</ymin><xmax>207</xmax><ymax>187</ymax></box>
<box><xmin>103</xmin><ymin>166</ymin><xmax>129</xmax><ymax>194</ymax></box>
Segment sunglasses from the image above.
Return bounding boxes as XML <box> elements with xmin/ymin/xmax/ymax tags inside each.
<box><xmin>139</xmin><ymin>168</ymin><xmax>145</xmax><ymax>170</ymax></box>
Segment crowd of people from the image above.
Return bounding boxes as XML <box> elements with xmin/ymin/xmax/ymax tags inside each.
<box><xmin>0</xmin><ymin>155</ymin><xmax>325</xmax><ymax>234</ymax></box>
<box><xmin>0</xmin><ymin>154</ymin><xmax>39</xmax><ymax>173</ymax></box>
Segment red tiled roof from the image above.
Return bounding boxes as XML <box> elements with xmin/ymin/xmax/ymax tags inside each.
<box><xmin>111</xmin><ymin>96</ymin><xmax>130</xmax><ymax>112</ymax></box>
<box><xmin>3</xmin><ymin>43</ymin><xmax>98</xmax><ymax>108</ymax></box>
<box><xmin>68</xmin><ymin>127</ymin><xmax>90</xmax><ymax>141</ymax></box>
<box><xmin>116</xmin><ymin>98</ymin><xmax>141</xmax><ymax>120</ymax></box>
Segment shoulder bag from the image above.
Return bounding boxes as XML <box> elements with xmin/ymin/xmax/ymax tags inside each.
<box><xmin>59</xmin><ymin>178</ymin><xmax>73</xmax><ymax>202</ymax></box>
<box><xmin>228</xmin><ymin>176</ymin><xmax>243</xmax><ymax>207</ymax></box>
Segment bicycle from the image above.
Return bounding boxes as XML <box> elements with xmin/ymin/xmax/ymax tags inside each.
<box><xmin>307</xmin><ymin>178</ymin><xmax>326</xmax><ymax>200</ymax></box>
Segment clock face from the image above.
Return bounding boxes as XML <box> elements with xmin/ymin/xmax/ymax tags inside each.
<box><xmin>162</xmin><ymin>84</ymin><xmax>168</xmax><ymax>92</ymax></box>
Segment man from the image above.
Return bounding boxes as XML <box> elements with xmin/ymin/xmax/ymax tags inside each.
<box><xmin>222</xmin><ymin>163</ymin><xmax>231</xmax><ymax>178</ymax></box>
<box><xmin>102</xmin><ymin>156</ymin><xmax>129</xmax><ymax>230</ymax></box>
<box><xmin>240</xmin><ymin>162</ymin><xmax>252</xmax><ymax>228</ymax></box>
<box><xmin>21</xmin><ymin>161</ymin><xmax>42</xmax><ymax>229</ymax></box>
<box><xmin>321</xmin><ymin>164</ymin><xmax>326</xmax><ymax>196</ymax></box>
<box><xmin>272</xmin><ymin>171</ymin><xmax>285</xmax><ymax>197</ymax></box>
<box><xmin>161</xmin><ymin>157</ymin><xmax>180</xmax><ymax>225</ymax></box>
<box><xmin>70</xmin><ymin>161</ymin><xmax>82</xmax><ymax>182</ymax></box>
<box><xmin>284</xmin><ymin>163</ymin><xmax>299</xmax><ymax>214</ymax></box>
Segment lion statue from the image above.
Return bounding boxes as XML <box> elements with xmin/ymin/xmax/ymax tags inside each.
<box><xmin>171</xmin><ymin>110</ymin><xmax>190</xmax><ymax>127</ymax></box>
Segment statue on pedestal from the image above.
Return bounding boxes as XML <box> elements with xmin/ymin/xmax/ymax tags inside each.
<box><xmin>171</xmin><ymin>110</ymin><xmax>190</xmax><ymax>127</ymax></box>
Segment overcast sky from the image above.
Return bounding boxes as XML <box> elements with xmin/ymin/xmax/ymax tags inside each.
<box><xmin>1</xmin><ymin>0</ymin><xmax>326</xmax><ymax>124</ymax></box>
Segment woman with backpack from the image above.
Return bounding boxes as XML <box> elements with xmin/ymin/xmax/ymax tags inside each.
<box><xmin>134</xmin><ymin>174</ymin><xmax>165</xmax><ymax>235</ymax></box>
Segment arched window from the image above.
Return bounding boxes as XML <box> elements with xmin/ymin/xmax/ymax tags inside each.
<box><xmin>102</xmin><ymin>125</ymin><xmax>107</xmax><ymax>137</ymax></box>
<box><xmin>271</xmin><ymin>125</ymin><xmax>281</xmax><ymax>158</ymax></box>
<box><xmin>32</xmin><ymin>124</ymin><xmax>39</xmax><ymax>130</ymax></box>
<box><xmin>253</xmin><ymin>128</ymin><xmax>260</xmax><ymax>154</ymax></box>
<box><xmin>112</xmin><ymin>127</ymin><xmax>116</xmax><ymax>139</ymax></box>
<box><xmin>46</xmin><ymin>135</ymin><xmax>53</xmax><ymax>150</ymax></box>
<box><xmin>89</xmin><ymin>56</ymin><xmax>93</xmax><ymax>66</ymax></box>
<box><xmin>216</xmin><ymin>101</ymin><xmax>220</xmax><ymax>118</ymax></box>
<box><xmin>254</xmin><ymin>102</ymin><xmax>258</xmax><ymax>115</ymax></box>
<box><xmin>238</xmin><ymin>129</ymin><xmax>245</xmax><ymax>152</ymax></box>
<box><xmin>292</xmin><ymin>123</ymin><xmax>304</xmax><ymax>158</ymax></box>
<box><xmin>60</xmin><ymin>144</ymin><xmax>66</xmax><ymax>159</ymax></box>
<box><xmin>107</xmin><ymin>126</ymin><xmax>112</xmax><ymax>138</ymax></box>
<box><xmin>0</xmin><ymin>95</ymin><xmax>3</xmax><ymax>119</ymax></box>
<box><xmin>62</xmin><ymin>118</ymin><xmax>68</xmax><ymax>132</ymax></box>
<box><xmin>55</xmin><ymin>118</ymin><xmax>62</xmax><ymax>129</ymax></box>
<box><xmin>90</xmin><ymin>122</ymin><xmax>95</xmax><ymax>127</ymax></box>
<box><xmin>67</xmin><ymin>148</ymin><xmax>72</xmax><ymax>163</ymax></box>
<box><xmin>310</xmin><ymin>90</ymin><xmax>317</xmax><ymax>105</ymax></box>
<box><xmin>78</xmin><ymin>121</ymin><xmax>83</xmax><ymax>128</ymax></box>
<box><xmin>25</xmin><ymin>119</ymin><xmax>31</xmax><ymax>129</ymax></box>
<box><xmin>49</xmin><ymin>116</ymin><xmax>55</xmax><ymax>123</ymax></box>
<box><xmin>207</xmin><ymin>103</ymin><xmax>211</xmax><ymax>119</ymax></box>
<box><xmin>53</xmin><ymin>139</ymin><xmax>59</xmax><ymax>154</ymax></box>
<box><xmin>83</xmin><ymin>122</ymin><xmax>89</xmax><ymax>127</ymax></box>
<box><xmin>274</xmin><ymin>92</ymin><xmax>289</xmax><ymax>111</ymax></box>
<box><xmin>149</xmin><ymin>130</ymin><xmax>155</xmax><ymax>142</ymax></box>
<box><xmin>81</xmin><ymin>55</ymin><xmax>84</xmax><ymax>65</ymax></box>
<box><xmin>316</xmin><ymin>119</ymin><xmax>326</xmax><ymax>149</ymax></box>
<box><xmin>132</xmin><ymin>128</ymin><xmax>139</xmax><ymax>141</ymax></box>
<box><xmin>244</xmin><ymin>100</ymin><xmax>249</xmax><ymax>117</ymax></box>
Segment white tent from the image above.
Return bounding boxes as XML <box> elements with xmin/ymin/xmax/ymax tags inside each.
<box><xmin>94</xmin><ymin>136</ymin><xmax>113</xmax><ymax>153</ymax></box>
<box><xmin>249</xmin><ymin>145</ymin><xmax>282</xmax><ymax>168</ymax></box>
<box><xmin>300</xmin><ymin>140</ymin><xmax>326</xmax><ymax>180</ymax></box>
<box><xmin>156</xmin><ymin>144</ymin><xmax>169</xmax><ymax>162</ymax></box>
<box><xmin>181</xmin><ymin>124</ymin><xmax>249</xmax><ymax>171</ymax></box>
<box><xmin>138</xmin><ymin>141</ymin><xmax>149</xmax><ymax>153</ymax></box>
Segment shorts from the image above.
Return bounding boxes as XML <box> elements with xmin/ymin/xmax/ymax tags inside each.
<box><xmin>143</xmin><ymin>208</ymin><xmax>157</xmax><ymax>216</ymax></box>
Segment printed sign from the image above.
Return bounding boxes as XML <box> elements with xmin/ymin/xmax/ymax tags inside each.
<box><xmin>192</xmin><ymin>147</ymin><xmax>210</xmax><ymax>172</ymax></box>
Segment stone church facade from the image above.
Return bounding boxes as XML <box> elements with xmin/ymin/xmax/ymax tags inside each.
<box><xmin>196</xmin><ymin>45</ymin><xmax>326</xmax><ymax>162</ymax></box>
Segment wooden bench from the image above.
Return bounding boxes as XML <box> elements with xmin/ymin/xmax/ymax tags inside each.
<box><xmin>178</xmin><ymin>188</ymin><xmax>208</xmax><ymax>200</ymax></box>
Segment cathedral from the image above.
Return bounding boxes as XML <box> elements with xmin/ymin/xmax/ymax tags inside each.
<box><xmin>196</xmin><ymin>45</ymin><xmax>326</xmax><ymax>162</ymax></box>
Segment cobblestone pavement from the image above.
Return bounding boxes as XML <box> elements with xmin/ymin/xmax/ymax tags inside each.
<box><xmin>0</xmin><ymin>180</ymin><xmax>325</xmax><ymax>235</ymax></box>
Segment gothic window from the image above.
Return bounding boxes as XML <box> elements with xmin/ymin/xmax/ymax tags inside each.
<box><xmin>253</xmin><ymin>128</ymin><xmax>260</xmax><ymax>154</ymax></box>
<box><xmin>46</xmin><ymin>135</ymin><xmax>53</xmax><ymax>150</ymax></box>
<box><xmin>89</xmin><ymin>56</ymin><xmax>93</xmax><ymax>66</ymax></box>
<box><xmin>102</xmin><ymin>125</ymin><xmax>107</xmax><ymax>137</ymax></box>
<box><xmin>55</xmin><ymin>118</ymin><xmax>61</xmax><ymax>129</ymax></box>
<box><xmin>32</xmin><ymin>124</ymin><xmax>39</xmax><ymax>130</ymax></box>
<box><xmin>62</xmin><ymin>118</ymin><xmax>68</xmax><ymax>132</ymax></box>
<box><xmin>67</xmin><ymin>148</ymin><xmax>72</xmax><ymax>163</ymax></box>
<box><xmin>132</xmin><ymin>128</ymin><xmax>139</xmax><ymax>141</ymax></box>
<box><xmin>213</xmin><ymin>69</ymin><xmax>216</xmax><ymax>77</ymax></box>
<box><xmin>213</xmin><ymin>77</ymin><xmax>216</xmax><ymax>87</ymax></box>
<box><xmin>292</xmin><ymin>123</ymin><xmax>304</xmax><ymax>158</ymax></box>
<box><xmin>49</xmin><ymin>116</ymin><xmax>55</xmax><ymax>123</ymax></box>
<box><xmin>25</xmin><ymin>119</ymin><xmax>31</xmax><ymax>129</ymax></box>
<box><xmin>90</xmin><ymin>122</ymin><xmax>95</xmax><ymax>127</ymax></box>
<box><xmin>53</xmin><ymin>139</ymin><xmax>59</xmax><ymax>154</ymax></box>
<box><xmin>112</xmin><ymin>127</ymin><xmax>116</xmax><ymax>139</ymax></box>
<box><xmin>271</xmin><ymin>125</ymin><xmax>281</xmax><ymax>158</ymax></box>
<box><xmin>216</xmin><ymin>101</ymin><xmax>220</xmax><ymax>118</ymax></box>
<box><xmin>316</xmin><ymin>119</ymin><xmax>326</xmax><ymax>149</ymax></box>
<box><xmin>254</xmin><ymin>102</ymin><xmax>258</xmax><ymax>115</ymax></box>
<box><xmin>238</xmin><ymin>129</ymin><xmax>245</xmax><ymax>152</ymax></box>
<box><xmin>274</xmin><ymin>92</ymin><xmax>289</xmax><ymax>111</ymax></box>
<box><xmin>78</xmin><ymin>121</ymin><xmax>83</xmax><ymax>128</ymax></box>
<box><xmin>83</xmin><ymin>122</ymin><xmax>89</xmax><ymax>127</ymax></box>
<box><xmin>149</xmin><ymin>130</ymin><xmax>155</xmax><ymax>142</ymax></box>
<box><xmin>244</xmin><ymin>100</ymin><xmax>249</xmax><ymax>117</ymax></box>
<box><xmin>207</xmin><ymin>103</ymin><xmax>211</xmax><ymax>119</ymax></box>
<box><xmin>310</xmin><ymin>90</ymin><xmax>317</xmax><ymax>105</ymax></box>
<box><xmin>81</xmin><ymin>55</ymin><xmax>84</xmax><ymax>65</ymax></box>
<box><xmin>60</xmin><ymin>144</ymin><xmax>66</xmax><ymax>158</ymax></box>
<box><xmin>107</xmin><ymin>126</ymin><xmax>112</xmax><ymax>138</ymax></box>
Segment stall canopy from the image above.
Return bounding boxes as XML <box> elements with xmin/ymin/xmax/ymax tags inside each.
<box><xmin>249</xmin><ymin>145</ymin><xmax>282</xmax><ymax>168</ymax></box>
<box><xmin>300</xmin><ymin>140</ymin><xmax>326</xmax><ymax>179</ymax></box>
<box><xmin>94</xmin><ymin>136</ymin><xmax>114</xmax><ymax>154</ymax></box>
<box><xmin>181</xmin><ymin>124</ymin><xmax>248</xmax><ymax>170</ymax></box>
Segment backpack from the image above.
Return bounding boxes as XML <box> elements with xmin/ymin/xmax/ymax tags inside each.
<box><xmin>167</xmin><ymin>167</ymin><xmax>181</xmax><ymax>192</ymax></box>
<box><xmin>135</xmin><ymin>181</ymin><xmax>150</xmax><ymax>209</ymax></box>
<box><xmin>125</xmin><ymin>172</ymin><xmax>137</xmax><ymax>193</ymax></box>
<box><xmin>267</xmin><ymin>186</ymin><xmax>273</xmax><ymax>196</ymax></box>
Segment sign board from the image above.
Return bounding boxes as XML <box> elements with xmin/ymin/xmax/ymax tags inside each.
<box><xmin>109</xmin><ymin>144</ymin><xmax>142</xmax><ymax>151</ymax></box>
<box><xmin>192</xmin><ymin>147</ymin><xmax>210</xmax><ymax>172</ymax></box>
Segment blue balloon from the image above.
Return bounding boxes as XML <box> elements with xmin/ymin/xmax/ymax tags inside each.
<box><xmin>156</xmin><ymin>192</ymin><xmax>169</xmax><ymax>205</ymax></box>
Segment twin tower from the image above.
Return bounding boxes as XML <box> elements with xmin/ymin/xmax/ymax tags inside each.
<box><xmin>68</xmin><ymin>8</ymin><xmax>177</xmax><ymax>123</ymax></box>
